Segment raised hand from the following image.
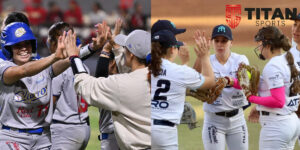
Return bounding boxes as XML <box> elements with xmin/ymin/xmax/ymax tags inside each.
<box><xmin>194</xmin><ymin>30</ymin><xmax>211</xmax><ymax>59</ymax></box>
<box><xmin>91</xmin><ymin>21</ymin><xmax>110</xmax><ymax>51</ymax></box>
<box><xmin>54</xmin><ymin>31</ymin><xmax>67</xmax><ymax>60</ymax></box>
<box><xmin>178</xmin><ymin>44</ymin><xmax>190</xmax><ymax>65</ymax></box>
<box><xmin>113</xmin><ymin>18</ymin><xmax>123</xmax><ymax>38</ymax></box>
<box><xmin>64</xmin><ymin>30</ymin><xmax>80</xmax><ymax>57</ymax></box>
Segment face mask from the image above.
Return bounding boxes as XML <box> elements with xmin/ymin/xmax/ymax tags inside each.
<box><xmin>254</xmin><ymin>44</ymin><xmax>266</xmax><ymax>60</ymax></box>
<box><xmin>259</xmin><ymin>53</ymin><xmax>266</xmax><ymax>60</ymax></box>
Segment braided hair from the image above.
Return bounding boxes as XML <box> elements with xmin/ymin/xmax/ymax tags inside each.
<box><xmin>255</xmin><ymin>26</ymin><xmax>300</xmax><ymax>96</ymax></box>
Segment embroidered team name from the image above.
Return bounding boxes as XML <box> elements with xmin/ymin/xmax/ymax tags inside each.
<box><xmin>14</xmin><ymin>87</ymin><xmax>47</xmax><ymax>103</ymax></box>
<box><xmin>159</xmin><ymin>69</ymin><xmax>167</xmax><ymax>76</ymax></box>
<box><xmin>287</xmin><ymin>97</ymin><xmax>299</xmax><ymax>107</ymax></box>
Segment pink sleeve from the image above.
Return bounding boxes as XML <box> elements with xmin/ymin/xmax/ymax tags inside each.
<box><xmin>248</xmin><ymin>87</ymin><xmax>285</xmax><ymax>108</ymax></box>
<box><xmin>232</xmin><ymin>78</ymin><xmax>242</xmax><ymax>89</ymax></box>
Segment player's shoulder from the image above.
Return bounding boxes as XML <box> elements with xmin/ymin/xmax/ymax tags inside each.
<box><xmin>264</xmin><ymin>55</ymin><xmax>286</xmax><ymax>72</ymax></box>
<box><xmin>230</xmin><ymin>52</ymin><xmax>248</xmax><ymax>63</ymax></box>
<box><xmin>289</xmin><ymin>46</ymin><xmax>298</xmax><ymax>53</ymax></box>
<box><xmin>162</xmin><ymin>59</ymin><xmax>194</xmax><ymax>74</ymax></box>
<box><xmin>0</xmin><ymin>60</ymin><xmax>15</xmax><ymax>67</ymax></box>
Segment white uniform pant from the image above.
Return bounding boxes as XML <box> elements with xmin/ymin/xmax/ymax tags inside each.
<box><xmin>151</xmin><ymin>120</ymin><xmax>178</xmax><ymax>150</ymax></box>
<box><xmin>50</xmin><ymin>123</ymin><xmax>90</xmax><ymax>150</ymax></box>
<box><xmin>0</xmin><ymin>127</ymin><xmax>51</xmax><ymax>150</ymax></box>
<box><xmin>259</xmin><ymin>112</ymin><xmax>300</xmax><ymax>150</ymax></box>
<box><xmin>100</xmin><ymin>132</ymin><xmax>120</xmax><ymax>150</ymax></box>
<box><xmin>202</xmin><ymin>109</ymin><xmax>248</xmax><ymax>150</ymax></box>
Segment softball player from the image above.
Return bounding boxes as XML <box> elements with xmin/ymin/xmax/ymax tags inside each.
<box><xmin>201</xmin><ymin>25</ymin><xmax>249</xmax><ymax>150</ymax></box>
<box><xmin>150</xmin><ymin>29</ymin><xmax>215</xmax><ymax>150</ymax></box>
<box><xmin>290</xmin><ymin>13</ymin><xmax>300</xmax><ymax>146</ymax></box>
<box><xmin>96</xmin><ymin>19</ymin><xmax>124</xmax><ymax>150</ymax></box>
<box><xmin>0</xmin><ymin>22</ymin><xmax>71</xmax><ymax>149</ymax></box>
<box><xmin>0</xmin><ymin>11</ymin><xmax>41</xmax><ymax>60</ymax></box>
<box><xmin>47</xmin><ymin>22</ymin><xmax>91</xmax><ymax>150</ymax></box>
<box><xmin>65</xmin><ymin>27</ymin><xmax>151</xmax><ymax>149</ymax></box>
<box><xmin>96</xmin><ymin>50</ymin><xmax>119</xmax><ymax>150</ymax></box>
<box><xmin>248</xmin><ymin>26</ymin><xmax>300</xmax><ymax>150</ymax></box>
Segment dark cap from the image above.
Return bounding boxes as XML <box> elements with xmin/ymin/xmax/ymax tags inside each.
<box><xmin>290</xmin><ymin>13</ymin><xmax>300</xmax><ymax>20</ymax></box>
<box><xmin>211</xmin><ymin>24</ymin><xmax>233</xmax><ymax>40</ymax></box>
<box><xmin>151</xmin><ymin>20</ymin><xmax>186</xmax><ymax>35</ymax></box>
<box><xmin>152</xmin><ymin>30</ymin><xmax>183</xmax><ymax>48</ymax></box>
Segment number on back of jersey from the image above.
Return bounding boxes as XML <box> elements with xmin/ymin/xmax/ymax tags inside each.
<box><xmin>152</xmin><ymin>79</ymin><xmax>171</xmax><ymax>109</ymax></box>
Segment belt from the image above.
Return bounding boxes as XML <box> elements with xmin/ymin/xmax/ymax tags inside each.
<box><xmin>2</xmin><ymin>125</ymin><xmax>45</xmax><ymax>134</ymax></box>
<box><xmin>98</xmin><ymin>132</ymin><xmax>113</xmax><ymax>141</ymax></box>
<box><xmin>215</xmin><ymin>109</ymin><xmax>239</xmax><ymax>117</ymax></box>
<box><xmin>260</xmin><ymin>111</ymin><xmax>281</xmax><ymax>116</ymax></box>
<box><xmin>153</xmin><ymin>119</ymin><xmax>175</xmax><ymax>127</ymax></box>
<box><xmin>52</xmin><ymin>117</ymin><xmax>90</xmax><ymax>126</ymax></box>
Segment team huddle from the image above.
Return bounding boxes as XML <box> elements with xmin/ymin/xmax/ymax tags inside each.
<box><xmin>0</xmin><ymin>9</ymin><xmax>299</xmax><ymax>150</ymax></box>
<box><xmin>0</xmin><ymin>11</ymin><xmax>151</xmax><ymax>150</ymax></box>
<box><xmin>150</xmin><ymin>15</ymin><xmax>300</xmax><ymax>150</ymax></box>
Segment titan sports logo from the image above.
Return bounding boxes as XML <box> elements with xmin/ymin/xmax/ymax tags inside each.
<box><xmin>225</xmin><ymin>5</ymin><xmax>298</xmax><ymax>28</ymax></box>
<box><xmin>245</xmin><ymin>8</ymin><xmax>297</xmax><ymax>26</ymax></box>
<box><xmin>226</xmin><ymin>5</ymin><xmax>241</xmax><ymax>29</ymax></box>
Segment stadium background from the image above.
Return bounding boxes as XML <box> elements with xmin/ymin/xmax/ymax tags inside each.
<box><xmin>1</xmin><ymin>0</ymin><xmax>150</xmax><ymax>149</ymax></box>
<box><xmin>152</xmin><ymin>0</ymin><xmax>300</xmax><ymax>149</ymax></box>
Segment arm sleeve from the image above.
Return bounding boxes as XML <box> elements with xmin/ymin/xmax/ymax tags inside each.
<box><xmin>74</xmin><ymin>73</ymin><xmax>121</xmax><ymax>111</ymax></box>
<box><xmin>181</xmin><ymin>66</ymin><xmax>205</xmax><ymax>90</ymax></box>
<box><xmin>232</xmin><ymin>78</ymin><xmax>242</xmax><ymax>89</ymax></box>
<box><xmin>248</xmin><ymin>87</ymin><xmax>285</xmax><ymax>108</ymax></box>
<box><xmin>95</xmin><ymin>56</ymin><xmax>110</xmax><ymax>78</ymax></box>
<box><xmin>79</xmin><ymin>45</ymin><xmax>97</xmax><ymax>61</ymax></box>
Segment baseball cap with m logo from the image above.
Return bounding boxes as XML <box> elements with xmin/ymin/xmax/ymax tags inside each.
<box><xmin>211</xmin><ymin>24</ymin><xmax>233</xmax><ymax>40</ymax></box>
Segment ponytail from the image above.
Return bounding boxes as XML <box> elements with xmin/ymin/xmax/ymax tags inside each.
<box><xmin>149</xmin><ymin>42</ymin><xmax>168</xmax><ymax>77</ymax></box>
<box><xmin>285</xmin><ymin>51</ymin><xmax>300</xmax><ymax>96</ymax></box>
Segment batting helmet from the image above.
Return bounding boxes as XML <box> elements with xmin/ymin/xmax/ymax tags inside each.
<box><xmin>1</xmin><ymin>22</ymin><xmax>37</xmax><ymax>59</ymax></box>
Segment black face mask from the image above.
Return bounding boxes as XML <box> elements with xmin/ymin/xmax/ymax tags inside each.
<box><xmin>254</xmin><ymin>44</ymin><xmax>266</xmax><ymax>60</ymax></box>
<box><xmin>258</xmin><ymin>53</ymin><xmax>266</xmax><ymax>60</ymax></box>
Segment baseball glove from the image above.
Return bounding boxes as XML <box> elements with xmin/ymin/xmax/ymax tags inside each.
<box><xmin>186</xmin><ymin>77</ymin><xmax>227</xmax><ymax>104</ymax></box>
<box><xmin>180</xmin><ymin>102</ymin><xmax>198</xmax><ymax>130</ymax></box>
<box><xmin>236</xmin><ymin>63</ymin><xmax>260</xmax><ymax>98</ymax></box>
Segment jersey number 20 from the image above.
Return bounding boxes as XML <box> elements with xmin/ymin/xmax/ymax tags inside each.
<box><xmin>153</xmin><ymin>79</ymin><xmax>170</xmax><ymax>101</ymax></box>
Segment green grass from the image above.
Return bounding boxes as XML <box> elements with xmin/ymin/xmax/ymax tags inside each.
<box><xmin>85</xmin><ymin>46</ymin><xmax>300</xmax><ymax>150</ymax></box>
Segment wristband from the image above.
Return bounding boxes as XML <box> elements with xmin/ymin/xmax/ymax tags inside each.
<box><xmin>69</xmin><ymin>55</ymin><xmax>79</xmax><ymax>60</ymax></box>
<box><xmin>100</xmin><ymin>51</ymin><xmax>111</xmax><ymax>58</ymax></box>
<box><xmin>70</xmin><ymin>56</ymin><xmax>87</xmax><ymax>74</ymax></box>
<box><xmin>224</xmin><ymin>76</ymin><xmax>234</xmax><ymax>86</ymax></box>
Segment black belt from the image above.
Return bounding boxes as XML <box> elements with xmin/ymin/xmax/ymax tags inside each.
<box><xmin>260</xmin><ymin>111</ymin><xmax>280</xmax><ymax>116</ymax></box>
<box><xmin>215</xmin><ymin>109</ymin><xmax>239</xmax><ymax>117</ymax></box>
<box><xmin>52</xmin><ymin>117</ymin><xmax>90</xmax><ymax>126</ymax></box>
<box><xmin>153</xmin><ymin>119</ymin><xmax>175</xmax><ymax>127</ymax></box>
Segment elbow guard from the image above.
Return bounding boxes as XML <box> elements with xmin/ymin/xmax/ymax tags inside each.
<box><xmin>70</xmin><ymin>56</ymin><xmax>87</xmax><ymax>74</ymax></box>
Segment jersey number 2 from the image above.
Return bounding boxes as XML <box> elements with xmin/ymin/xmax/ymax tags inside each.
<box><xmin>153</xmin><ymin>80</ymin><xmax>170</xmax><ymax>101</ymax></box>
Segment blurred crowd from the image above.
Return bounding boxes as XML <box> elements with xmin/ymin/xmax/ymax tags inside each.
<box><xmin>1</xmin><ymin>0</ymin><xmax>150</xmax><ymax>56</ymax></box>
